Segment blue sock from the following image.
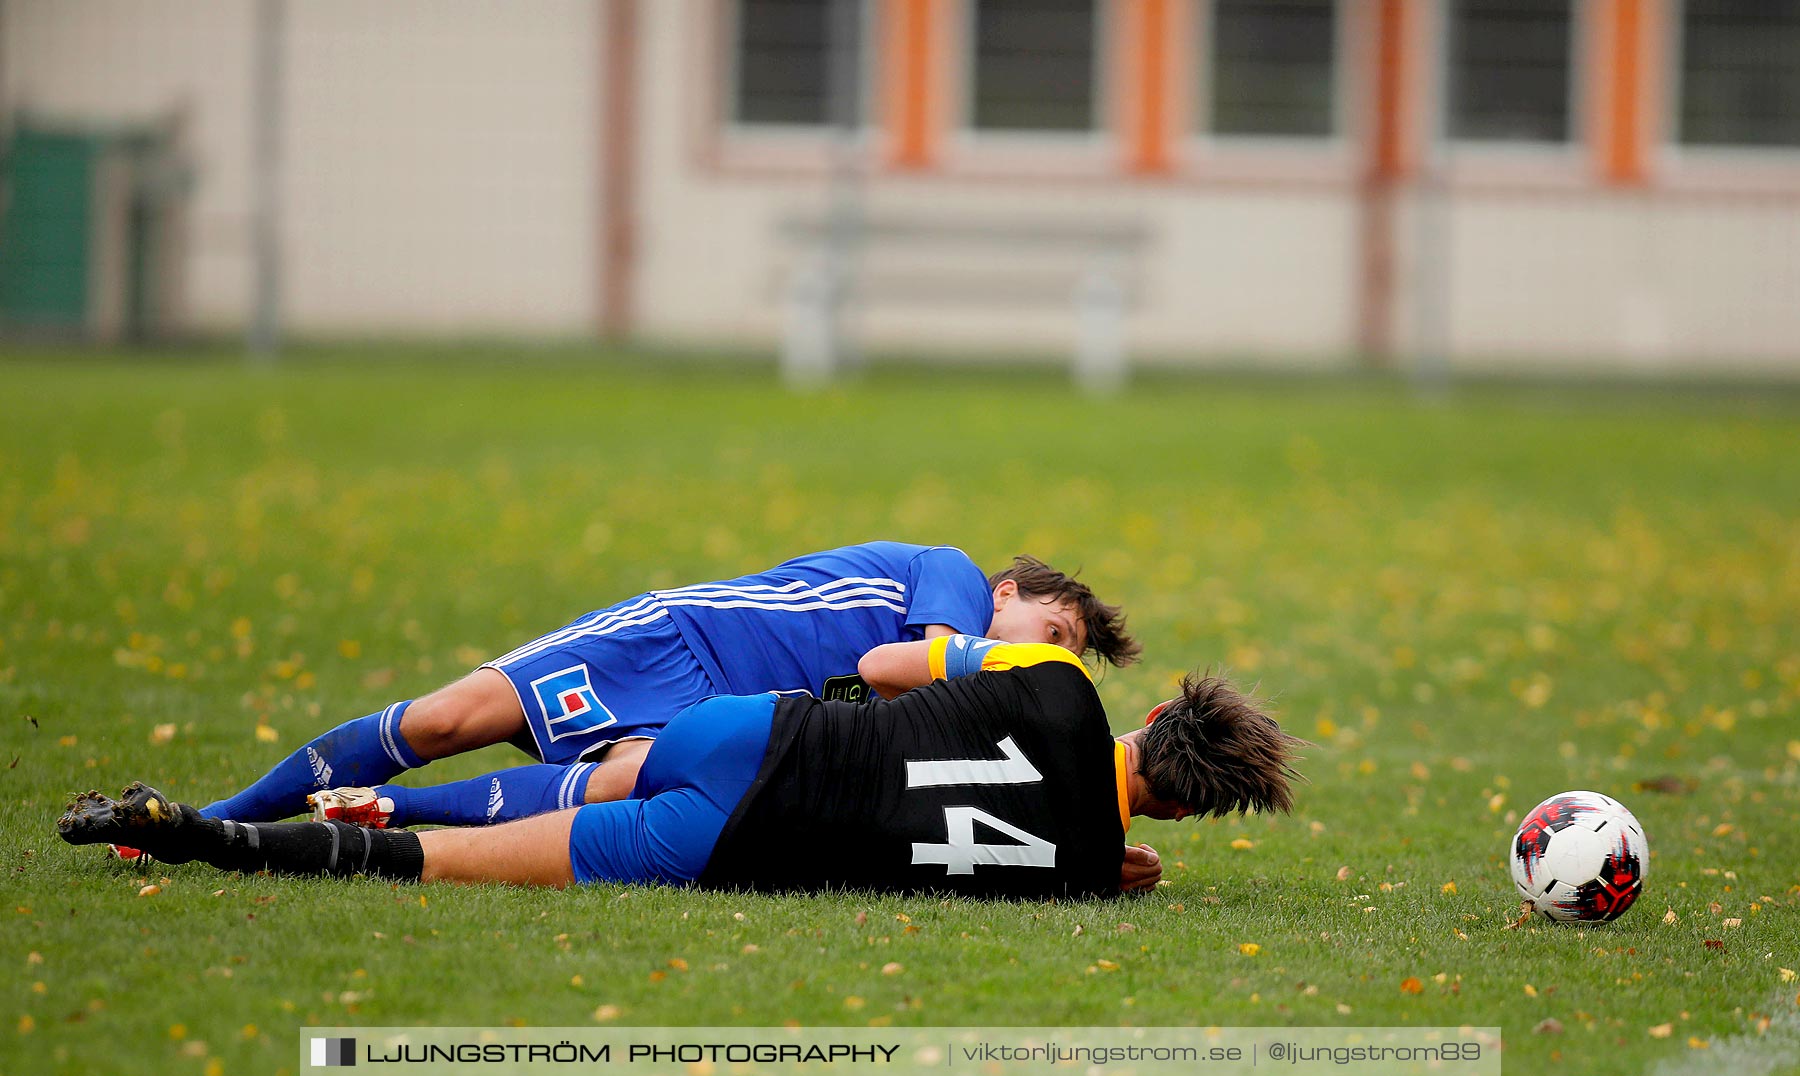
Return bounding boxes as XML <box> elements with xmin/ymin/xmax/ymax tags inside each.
<box><xmin>379</xmin><ymin>762</ymin><xmax>599</xmax><ymax>827</ymax></box>
<box><xmin>201</xmin><ymin>702</ymin><xmax>425</xmax><ymax>821</ymax></box>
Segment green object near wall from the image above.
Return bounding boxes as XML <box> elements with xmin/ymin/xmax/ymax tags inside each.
<box><xmin>0</xmin><ymin>127</ymin><xmax>94</xmax><ymax>330</ymax></box>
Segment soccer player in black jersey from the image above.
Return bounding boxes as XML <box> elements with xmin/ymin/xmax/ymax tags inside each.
<box><xmin>58</xmin><ymin>638</ymin><xmax>1303</xmax><ymax>899</ymax></box>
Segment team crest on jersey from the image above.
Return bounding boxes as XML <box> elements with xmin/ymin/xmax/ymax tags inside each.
<box><xmin>529</xmin><ymin>665</ymin><xmax>618</xmax><ymax>743</ymax></box>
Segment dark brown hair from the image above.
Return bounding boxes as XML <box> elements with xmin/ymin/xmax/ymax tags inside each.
<box><xmin>1138</xmin><ymin>673</ymin><xmax>1305</xmax><ymax>817</ymax></box>
<box><xmin>988</xmin><ymin>555</ymin><xmax>1141</xmax><ymax>668</ymax></box>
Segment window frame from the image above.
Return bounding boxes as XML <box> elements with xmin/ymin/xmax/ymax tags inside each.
<box><xmin>1437</xmin><ymin>0</ymin><xmax>1587</xmax><ymax>153</ymax></box>
<box><xmin>1662</xmin><ymin>0</ymin><xmax>1800</xmax><ymax>159</ymax></box>
<box><xmin>721</xmin><ymin>0</ymin><xmax>882</xmax><ymax>140</ymax></box>
<box><xmin>1191</xmin><ymin>0</ymin><xmax>1352</xmax><ymax>149</ymax></box>
<box><xmin>955</xmin><ymin>0</ymin><xmax>1114</xmax><ymax>146</ymax></box>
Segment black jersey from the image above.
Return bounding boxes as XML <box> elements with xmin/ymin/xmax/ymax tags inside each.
<box><xmin>699</xmin><ymin>658</ymin><xmax>1125</xmax><ymax>898</ymax></box>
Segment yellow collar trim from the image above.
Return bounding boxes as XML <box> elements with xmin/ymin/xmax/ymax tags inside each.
<box><xmin>1114</xmin><ymin>741</ymin><xmax>1131</xmax><ymax>833</ymax></box>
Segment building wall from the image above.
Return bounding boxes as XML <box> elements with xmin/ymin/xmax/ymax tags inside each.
<box><xmin>1418</xmin><ymin>193</ymin><xmax>1800</xmax><ymax>372</ymax></box>
<box><xmin>2</xmin><ymin>0</ymin><xmax>600</xmax><ymax>335</ymax></box>
<box><xmin>632</xmin><ymin>0</ymin><xmax>1800</xmax><ymax>373</ymax></box>
<box><xmin>3</xmin><ymin>0</ymin><xmax>259</xmax><ymax>329</ymax></box>
<box><xmin>632</xmin><ymin>1</ymin><xmax>1364</xmax><ymax>365</ymax></box>
<box><xmin>4</xmin><ymin>0</ymin><xmax>1796</xmax><ymax>372</ymax></box>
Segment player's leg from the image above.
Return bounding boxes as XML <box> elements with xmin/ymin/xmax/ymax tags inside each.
<box><xmin>363</xmin><ymin>757</ymin><xmax>606</xmax><ymax>828</ymax></box>
<box><xmin>58</xmin><ymin>689</ymin><xmax>767</xmax><ymax>886</ymax></box>
<box><xmin>198</xmin><ymin>668</ymin><xmax>523</xmax><ymax>823</ymax></box>
<box><xmin>417</xmin><ymin>810</ymin><xmax>577</xmax><ymax>887</ymax></box>
<box><xmin>564</xmin><ymin>694</ymin><xmax>775</xmax><ymax>885</ymax></box>
<box><xmin>60</xmin><ymin>781</ymin><xmax>580</xmax><ymax>887</ymax></box>
<box><xmin>353</xmin><ymin>736</ymin><xmax>650</xmax><ymax>827</ymax></box>
<box><xmin>59</xmin><ymin>783</ymin><xmax>427</xmax><ymax>881</ymax></box>
<box><xmin>194</xmin><ymin>595</ymin><xmax>683</xmax><ymax>824</ymax></box>
<box><xmin>393</xmin><ymin>667</ymin><xmax>531</xmax><ymax>759</ymax></box>
<box><xmin>61</xmin><ymin>782</ymin><xmax>682</xmax><ymax>890</ymax></box>
<box><xmin>583</xmin><ymin>738</ymin><xmax>652</xmax><ymax>802</ymax></box>
<box><xmin>344</xmin><ymin>608</ymin><xmax>714</xmax><ymax>827</ymax></box>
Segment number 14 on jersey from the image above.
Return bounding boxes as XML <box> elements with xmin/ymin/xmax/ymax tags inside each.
<box><xmin>906</xmin><ymin>736</ymin><xmax>1058</xmax><ymax>875</ymax></box>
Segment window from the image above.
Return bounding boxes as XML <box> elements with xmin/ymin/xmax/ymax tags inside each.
<box><xmin>1679</xmin><ymin>1</ymin><xmax>1800</xmax><ymax>148</ymax></box>
<box><xmin>1446</xmin><ymin>0</ymin><xmax>1573</xmax><ymax>142</ymax></box>
<box><xmin>731</xmin><ymin>0</ymin><xmax>866</xmax><ymax>127</ymax></box>
<box><xmin>970</xmin><ymin>0</ymin><xmax>1098</xmax><ymax>132</ymax></box>
<box><xmin>1208</xmin><ymin>0</ymin><xmax>1338</xmax><ymax>138</ymax></box>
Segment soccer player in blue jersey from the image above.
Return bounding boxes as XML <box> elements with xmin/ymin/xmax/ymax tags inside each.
<box><xmin>61</xmin><ymin>642</ymin><xmax>1301</xmax><ymax>897</ymax></box>
<box><xmin>189</xmin><ymin>544</ymin><xmax>1139</xmax><ymax>831</ymax></box>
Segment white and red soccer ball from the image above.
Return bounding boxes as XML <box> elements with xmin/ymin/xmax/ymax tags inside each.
<box><xmin>1510</xmin><ymin>790</ymin><xmax>1648</xmax><ymax>923</ymax></box>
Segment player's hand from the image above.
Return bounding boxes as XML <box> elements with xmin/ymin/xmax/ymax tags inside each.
<box><xmin>1120</xmin><ymin>842</ymin><xmax>1161</xmax><ymax>893</ymax></box>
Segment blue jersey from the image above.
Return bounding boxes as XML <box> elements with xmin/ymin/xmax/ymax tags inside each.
<box><xmin>486</xmin><ymin>542</ymin><xmax>994</xmax><ymax>763</ymax></box>
<box><xmin>656</xmin><ymin>542</ymin><xmax>994</xmax><ymax>700</ymax></box>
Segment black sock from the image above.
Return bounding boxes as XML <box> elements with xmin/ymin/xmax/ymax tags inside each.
<box><xmin>154</xmin><ymin>805</ymin><xmax>424</xmax><ymax>881</ymax></box>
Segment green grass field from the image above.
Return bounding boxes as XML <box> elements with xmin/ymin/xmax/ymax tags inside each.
<box><xmin>2</xmin><ymin>349</ymin><xmax>1797</xmax><ymax>1076</ymax></box>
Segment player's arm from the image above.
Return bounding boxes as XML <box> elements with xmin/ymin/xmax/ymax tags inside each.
<box><xmin>859</xmin><ymin>634</ymin><xmax>1089</xmax><ymax>700</ymax></box>
<box><xmin>858</xmin><ymin>639</ymin><xmax>935</xmax><ymax>699</ymax></box>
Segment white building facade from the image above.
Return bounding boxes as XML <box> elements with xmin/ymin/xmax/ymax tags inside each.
<box><xmin>3</xmin><ymin>0</ymin><xmax>1796</xmax><ymax>374</ymax></box>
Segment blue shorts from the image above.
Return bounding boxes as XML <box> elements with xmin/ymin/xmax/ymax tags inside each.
<box><xmin>483</xmin><ymin>597</ymin><xmax>719</xmax><ymax>764</ymax></box>
<box><xmin>567</xmin><ymin>693</ymin><xmax>776</xmax><ymax>886</ymax></box>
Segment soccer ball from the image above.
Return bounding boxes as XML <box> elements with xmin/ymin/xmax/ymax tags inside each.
<box><xmin>1510</xmin><ymin>790</ymin><xmax>1648</xmax><ymax>923</ymax></box>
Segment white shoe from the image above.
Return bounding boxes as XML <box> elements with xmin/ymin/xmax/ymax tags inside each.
<box><xmin>306</xmin><ymin>787</ymin><xmax>395</xmax><ymax>829</ymax></box>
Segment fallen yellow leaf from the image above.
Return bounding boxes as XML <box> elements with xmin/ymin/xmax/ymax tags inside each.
<box><xmin>1238</xmin><ymin>943</ymin><xmax>1261</xmax><ymax>957</ymax></box>
<box><xmin>1648</xmin><ymin>1024</ymin><xmax>1672</xmax><ymax>1039</ymax></box>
